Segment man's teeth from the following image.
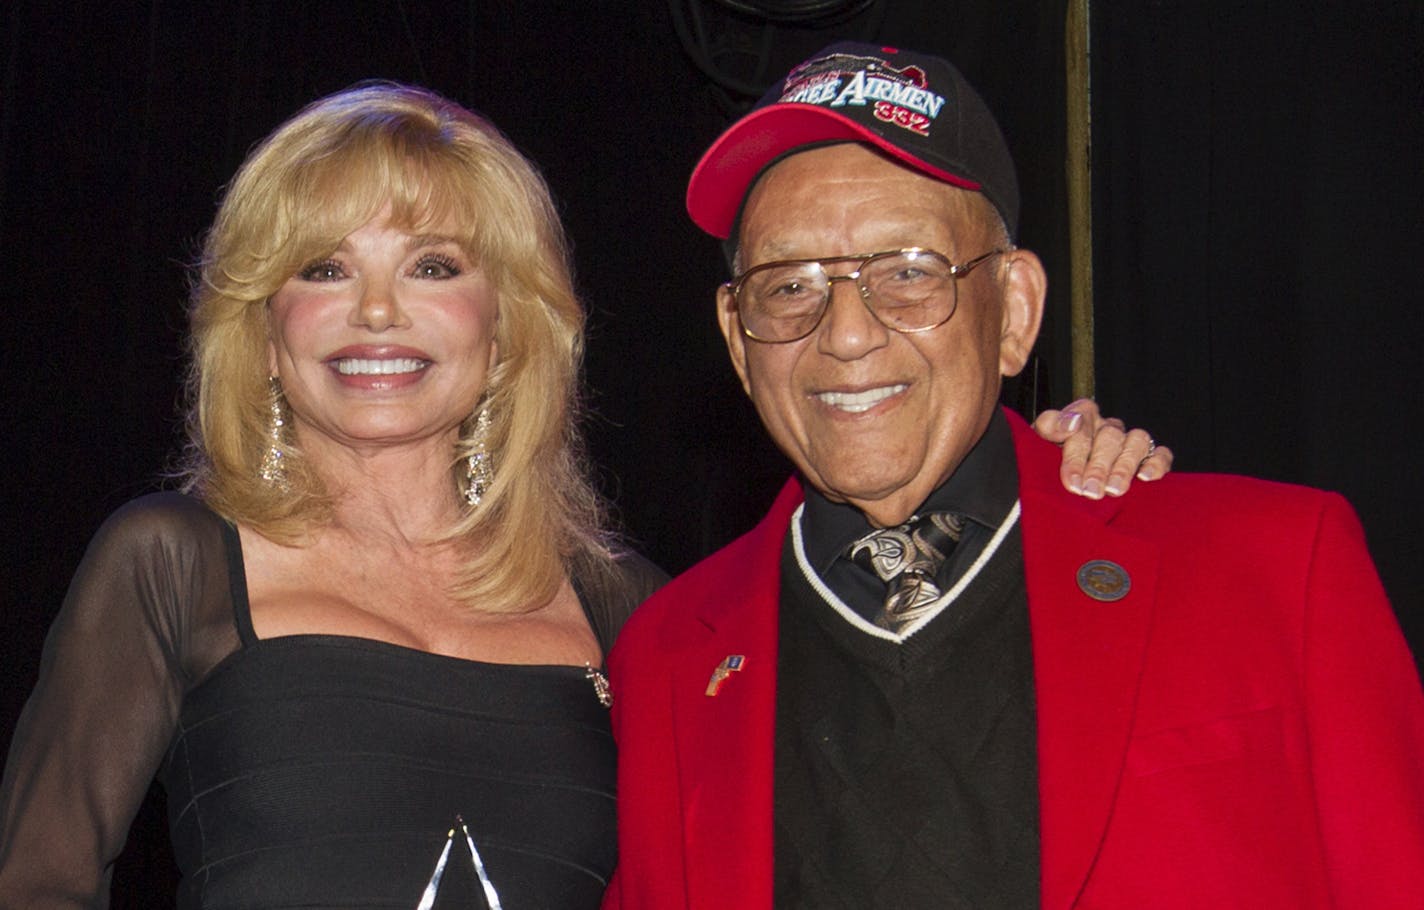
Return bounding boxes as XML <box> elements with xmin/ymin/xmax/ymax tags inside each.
<box><xmin>334</xmin><ymin>358</ymin><xmax>427</xmax><ymax>375</ymax></box>
<box><xmin>816</xmin><ymin>384</ymin><xmax>907</xmax><ymax>413</ymax></box>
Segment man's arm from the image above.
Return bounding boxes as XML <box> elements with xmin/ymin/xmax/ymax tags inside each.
<box><xmin>1301</xmin><ymin>494</ymin><xmax>1424</xmax><ymax>905</ymax></box>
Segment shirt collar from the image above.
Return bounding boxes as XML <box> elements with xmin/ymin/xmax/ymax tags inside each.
<box><xmin>799</xmin><ymin>408</ymin><xmax>1020</xmax><ymax>575</ymax></box>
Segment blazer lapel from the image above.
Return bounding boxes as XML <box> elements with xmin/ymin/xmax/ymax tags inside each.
<box><xmin>1012</xmin><ymin>415</ymin><xmax>1159</xmax><ymax>908</ymax></box>
<box><xmin>671</xmin><ymin>479</ymin><xmax>800</xmax><ymax>908</ymax></box>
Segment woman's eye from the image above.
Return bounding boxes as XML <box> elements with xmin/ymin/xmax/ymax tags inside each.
<box><xmin>413</xmin><ymin>254</ymin><xmax>461</xmax><ymax>279</ymax></box>
<box><xmin>297</xmin><ymin>259</ymin><xmax>346</xmax><ymax>282</ymax></box>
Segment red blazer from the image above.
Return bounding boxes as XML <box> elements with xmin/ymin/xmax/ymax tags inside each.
<box><xmin>604</xmin><ymin>409</ymin><xmax>1424</xmax><ymax>909</ymax></box>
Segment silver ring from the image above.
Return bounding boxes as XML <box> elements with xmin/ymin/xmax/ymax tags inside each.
<box><xmin>1143</xmin><ymin>438</ymin><xmax>1157</xmax><ymax>461</ymax></box>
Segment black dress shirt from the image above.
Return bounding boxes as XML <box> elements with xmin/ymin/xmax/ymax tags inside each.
<box><xmin>799</xmin><ymin>410</ymin><xmax>1021</xmax><ymax>625</ymax></box>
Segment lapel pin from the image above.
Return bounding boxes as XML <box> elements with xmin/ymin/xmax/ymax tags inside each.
<box><xmin>705</xmin><ymin>654</ymin><xmax>747</xmax><ymax>696</ymax></box>
<box><xmin>1076</xmin><ymin>559</ymin><xmax>1131</xmax><ymax>602</ymax></box>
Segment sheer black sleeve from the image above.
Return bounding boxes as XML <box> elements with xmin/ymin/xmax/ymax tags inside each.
<box><xmin>572</xmin><ymin>548</ymin><xmax>669</xmax><ymax>660</ymax></box>
<box><xmin>0</xmin><ymin>494</ymin><xmax>241</xmax><ymax>909</ymax></box>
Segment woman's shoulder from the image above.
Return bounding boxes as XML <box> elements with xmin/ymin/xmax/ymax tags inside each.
<box><xmin>607</xmin><ymin>547</ymin><xmax>670</xmax><ymax>605</ymax></box>
<box><xmin>87</xmin><ymin>491</ymin><xmax>233</xmax><ymax>567</ymax></box>
<box><xmin>571</xmin><ymin>545</ymin><xmax>669</xmax><ymax>656</ymax></box>
<box><xmin>107</xmin><ymin>488</ymin><xmax>221</xmax><ymax>524</ymax></box>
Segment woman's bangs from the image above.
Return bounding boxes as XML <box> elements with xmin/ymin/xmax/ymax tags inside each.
<box><xmin>251</xmin><ymin>131</ymin><xmax>500</xmax><ymax>290</ymax></box>
<box><xmin>279</xmin><ymin>147</ymin><xmax>391</xmax><ymax>259</ymax></box>
<box><xmin>384</xmin><ymin>150</ymin><xmax>486</xmax><ymax>251</ymax></box>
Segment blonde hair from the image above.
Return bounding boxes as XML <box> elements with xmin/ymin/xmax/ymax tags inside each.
<box><xmin>181</xmin><ymin>82</ymin><xmax>612</xmax><ymax>612</ymax></box>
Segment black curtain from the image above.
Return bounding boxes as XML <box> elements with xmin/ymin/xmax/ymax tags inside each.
<box><xmin>1092</xmin><ymin>0</ymin><xmax>1424</xmax><ymax>658</ymax></box>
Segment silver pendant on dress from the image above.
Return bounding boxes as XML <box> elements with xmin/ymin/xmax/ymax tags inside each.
<box><xmin>416</xmin><ymin>814</ymin><xmax>502</xmax><ymax>910</ymax></box>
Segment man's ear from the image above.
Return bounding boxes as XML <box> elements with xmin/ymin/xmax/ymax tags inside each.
<box><xmin>997</xmin><ymin>248</ymin><xmax>1047</xmax><ymax>378</ymax></box>
<box><xmin>716</xmin><ymin>283</ymin><xmax>753</xmax><ymax>395</ymax></box>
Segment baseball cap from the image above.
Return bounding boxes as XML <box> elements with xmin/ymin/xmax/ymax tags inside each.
<box><xmin>686</xmin><ymin>41</ymin><xmax>1020</xmax><ymax>242</ymax></box>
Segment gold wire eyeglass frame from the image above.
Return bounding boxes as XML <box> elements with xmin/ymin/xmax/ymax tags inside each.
<box><xmin>726</xmin><ymin>247</ymin><xmax>1007</xmax><ymax>343</ymax></box>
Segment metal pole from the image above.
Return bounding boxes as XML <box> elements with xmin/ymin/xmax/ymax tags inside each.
<box><xmin>1066</xmin><ymin>0</ymin><xmax>1095</xmax><ymax>399</ymax></box>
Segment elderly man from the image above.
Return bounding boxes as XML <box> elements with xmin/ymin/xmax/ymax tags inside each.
<box><xmin>605</xmin><ymin>42</ymin><xmax>1424</xmax><ymax>909</ymax></box>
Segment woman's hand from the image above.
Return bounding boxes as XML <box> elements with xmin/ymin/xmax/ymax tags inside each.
<box><xmin>1034</xmin><ymin>398</ymin><xmax>1174</xmax><ymax>499</ymax></box>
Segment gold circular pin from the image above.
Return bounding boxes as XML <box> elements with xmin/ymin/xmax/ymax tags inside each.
<box><xmin>1076</xmin><ymin>560</ymin><xmax>1131</xmax><ymax>602</ymax></box>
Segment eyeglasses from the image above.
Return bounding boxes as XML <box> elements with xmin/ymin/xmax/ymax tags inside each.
<box><xmin>726</xmin><ymin>247</ymin><xmax>1006</xmax><ymax>343</ymax></box>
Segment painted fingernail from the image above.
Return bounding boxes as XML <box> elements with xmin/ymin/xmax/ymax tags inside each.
<box><xmin>1059</xmin><ymin>412</ymin><xmax>1082</xmax><ymax>432</ymax></box>
<box><xmin>1067</xmin><ymin>473</ymin><xmax>1084</xmax><ymax>494</ymax></box>
<box><xmin>1083</xmin><ymin>478</ymin><xmax>1104</xmax><ymax>499</ymax></box>
<box><xmin>1105</xmin><ymin>478</ymin><xmax>1125</xmax><ymax>497</ymax></box>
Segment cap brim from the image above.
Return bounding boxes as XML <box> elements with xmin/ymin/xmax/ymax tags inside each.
<box><xmin>686</xmin><ymin>103</ymin><xmax>981</xmax><ymax>239</ymax></box>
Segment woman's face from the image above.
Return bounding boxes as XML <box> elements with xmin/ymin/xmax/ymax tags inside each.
<box><xmin>267</xmin><ymin>214</ymin><xmax>498</xmax><ymax>460</ymax></box>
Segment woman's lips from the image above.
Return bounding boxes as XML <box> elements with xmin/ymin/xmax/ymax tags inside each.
<box><xmin>324</xmin><ymin>346</ymin><xmax>433</xmax><ymax>388</ymax></box>
<box><xmin>331</xmin><ymin>356</ymin><xmax>428</xmax><ymax>376</ymax></box>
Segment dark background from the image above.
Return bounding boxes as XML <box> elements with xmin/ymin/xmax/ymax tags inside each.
<box><xmin>2</xmin><ymin>1</ymin><xmax>1419</xmax><ymax>902</ymax></box>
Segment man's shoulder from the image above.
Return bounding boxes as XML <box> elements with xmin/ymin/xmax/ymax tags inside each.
<box><xmin>1007</xmin><ymin>411</ymin><xmax>1350</xmax><ymax>532</ymax></box>
<box><xmin>617</xmin><ymin>525</ymin><xmax>772</xmax><ymax>644</ymax></box>
<box><xmin>615</xmin><ymin>478</ymin><xmax>802</xmax><ymax>652</ymax></box>
<box><xmin>1109</xmin><ymin>470</ymin><xmax>1348</xmax><ymax>525</ymax></box>
<box><xmin>1019</xmin><ymin>467</ymin><xmax>1365</xmax><ymax>574</ymax></box>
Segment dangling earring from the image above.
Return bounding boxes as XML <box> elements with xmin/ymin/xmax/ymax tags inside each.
<box><xmin>259</xmin><ymin>376</ymin><xmax>290</xmax><ymax>490</ymax></box>
<box><xmin>463</xmin><ymin>406</ymin><xmax>494</xmax><ymax>507</ymax></box>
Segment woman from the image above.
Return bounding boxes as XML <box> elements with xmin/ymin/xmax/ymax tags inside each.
<box><xmin>0</xmin><ymin>83</ymin><xmax>1166</xmax><ymax>908</ymax></box>
<box><xmin>0</xmin><ymin>82</ymin><xmax>665</xmax><ymax>909</ymax></box>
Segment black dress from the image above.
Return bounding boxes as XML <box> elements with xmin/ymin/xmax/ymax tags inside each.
<box><xmin>0</xmin><ymin>493</ymin><xmax>665</xmax><ymax>909</ymax></box>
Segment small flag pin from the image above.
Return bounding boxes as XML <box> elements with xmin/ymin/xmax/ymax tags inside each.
<box><xmin>705</xmin><ymin>654</ymin><xmax>747</xmax><ymax>696</ymax></box>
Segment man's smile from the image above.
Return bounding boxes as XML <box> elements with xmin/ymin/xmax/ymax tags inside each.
<box><xmin>813</xmin><ymin>383</ymin><xmax>908</xmax><ymax>414</ymax></box>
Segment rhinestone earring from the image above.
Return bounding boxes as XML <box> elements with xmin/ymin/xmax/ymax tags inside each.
<box><xmin>259</xmin><ymin>377</ymin><xmax>290</xmax><ymax>490</ymax></box>
<box><xmin>463</xmin><ymin>406</ymin><xmax>494</xmax><ymax>507</ymax></box>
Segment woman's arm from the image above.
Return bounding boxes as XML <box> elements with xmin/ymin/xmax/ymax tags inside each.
<box><xmin>0</xmin><ymin>495</ymin><xmax>234</xmax><ymax>908</ymax></box>
<box><xmin>1034</xmin><ymin>398</ymin><xmax>1174</xmax><ymax>499</ymax></box>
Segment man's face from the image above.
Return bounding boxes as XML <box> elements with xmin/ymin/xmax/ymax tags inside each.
<box><xmin>717</xmin><ymin>143</ymin><xmax>1044</xmax><ymax>527</ymax></box>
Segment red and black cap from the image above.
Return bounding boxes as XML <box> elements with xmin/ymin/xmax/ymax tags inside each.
<box><xmin>687</xmin><ymin>41</ymin><xmax>1020</xmax><ymax>242</ymax></box>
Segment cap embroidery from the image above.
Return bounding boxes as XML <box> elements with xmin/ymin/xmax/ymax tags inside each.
<box><xmin>780</xmin><ymin>52</ymin><xmax>945</xmax><ymax>136</ymax></box>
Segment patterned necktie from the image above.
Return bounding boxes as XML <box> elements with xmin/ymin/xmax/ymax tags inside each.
<box><xmin>846</xmin><ymin>512</ymin><xmax>965</xmax><ymax>632</ymax></box>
